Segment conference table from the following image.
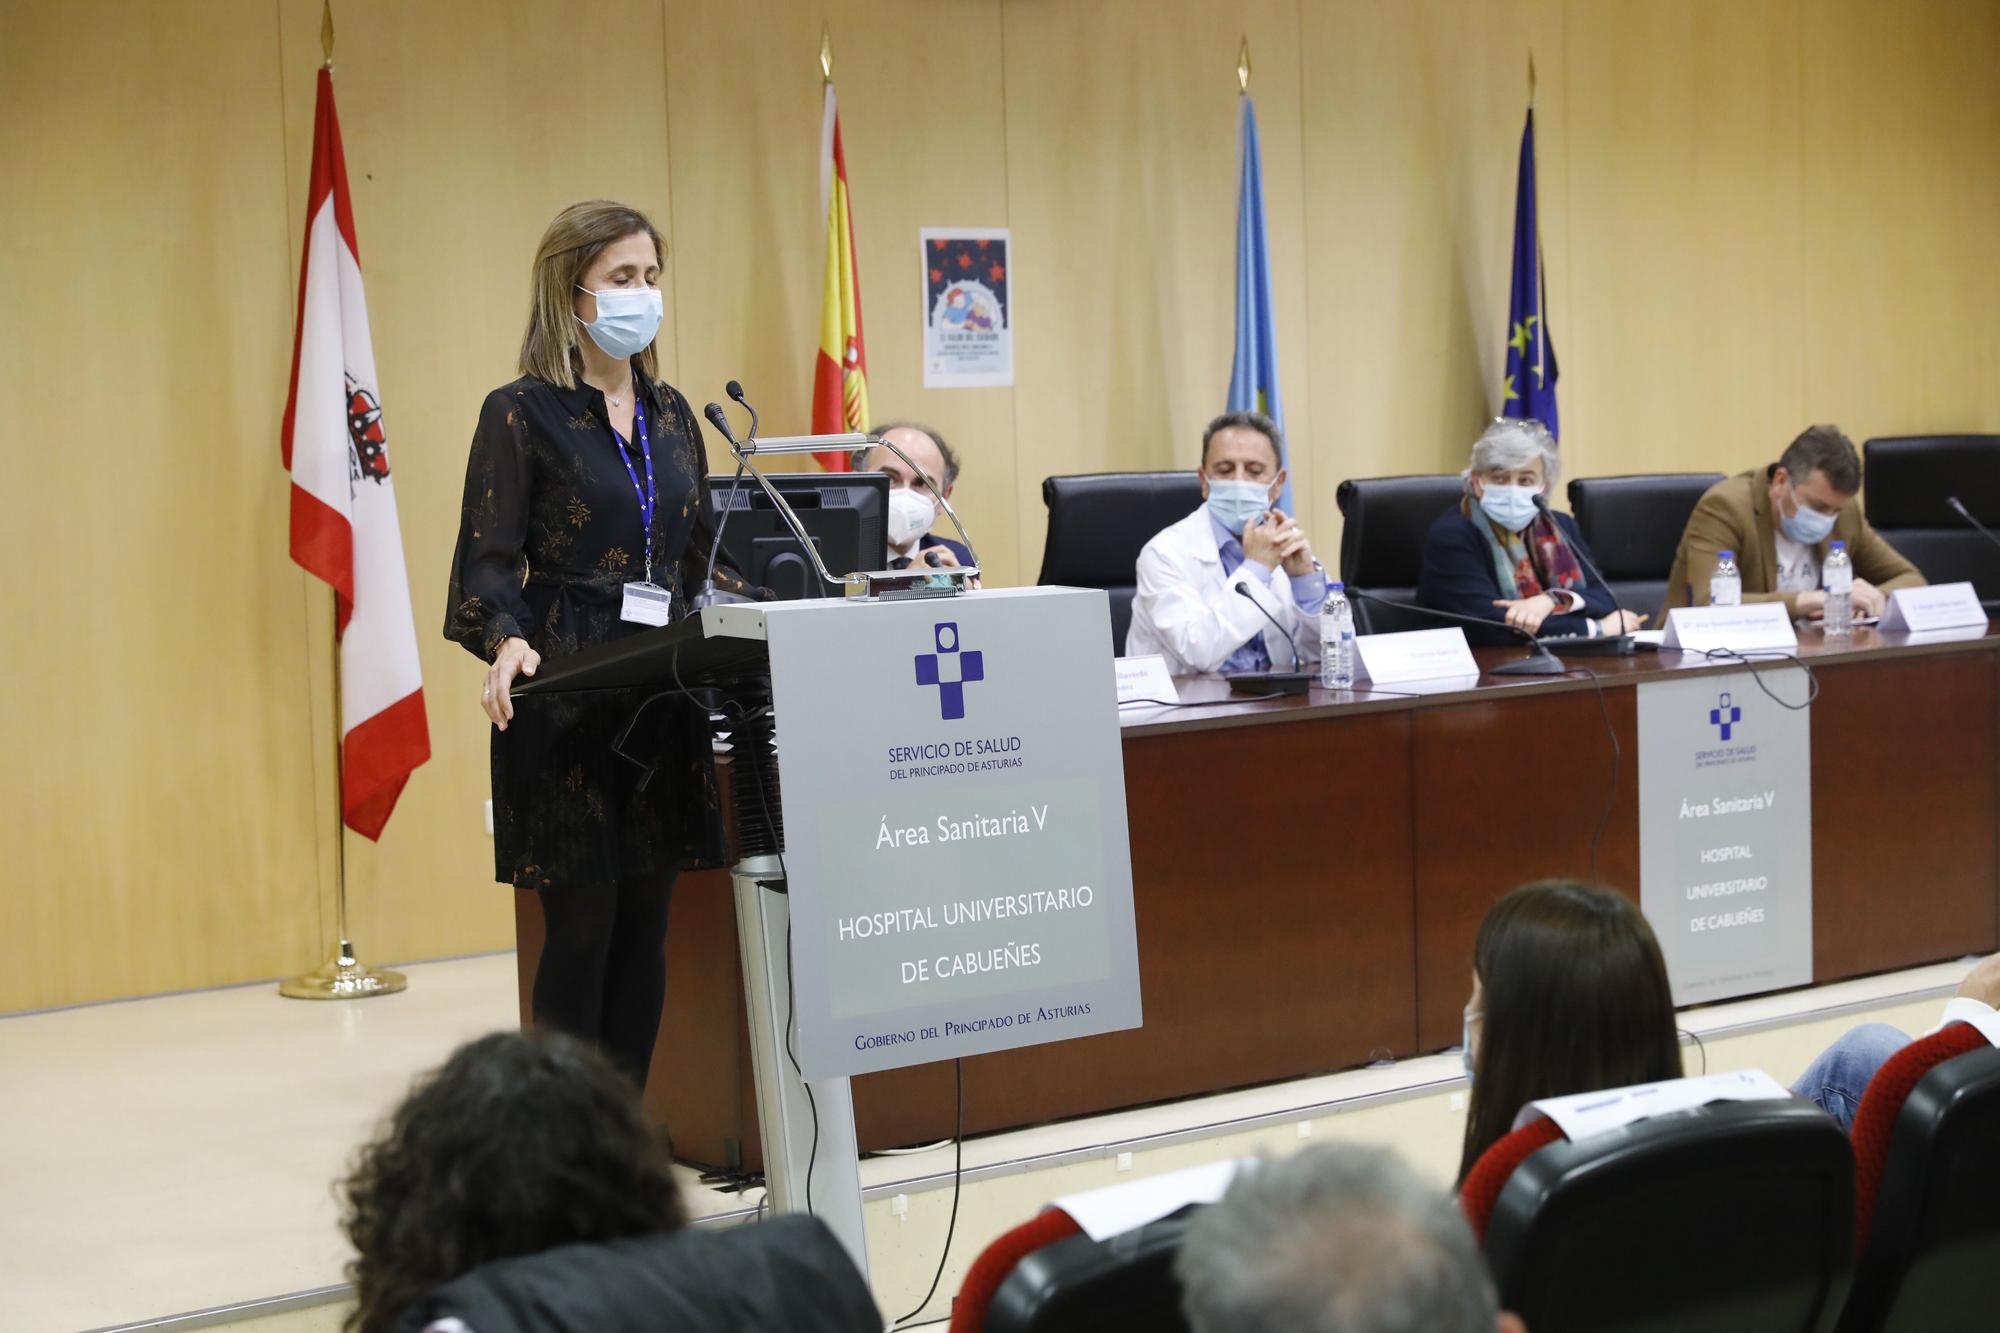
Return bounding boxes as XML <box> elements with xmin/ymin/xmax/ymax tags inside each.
<box><xmin>513</xmin><ymin>623</ymin><xmax>2000</xmax><ymax>1172</ymax></box>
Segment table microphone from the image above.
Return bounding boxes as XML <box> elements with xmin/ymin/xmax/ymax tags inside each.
<box><xmin>1532</xmin><ymin>493</ymin><xmax>1635</xmax><ymax>657</ymax></box>
<box><xmin>1345</xmin><ymin>588</ymin><xmax>1567</xmax><ymax>676</ymax></box>
<box><xmin>1948</xmin><ymin>496</ymin><xmax>2000</xmax><ymax>551</ymax></box>
<box><xmin>1229</xmin><ymin>583</ymin><xmax>1315</xmax><ymax>696</ymax></box>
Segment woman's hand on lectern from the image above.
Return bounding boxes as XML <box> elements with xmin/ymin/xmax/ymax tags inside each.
<box><xmin>483</xmin><ymin>636</ymin><xmax>541</xmax><ymax>730</ymax></box>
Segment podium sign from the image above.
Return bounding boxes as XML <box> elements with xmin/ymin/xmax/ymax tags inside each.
<box><xmin>764</xmin><ymin>586</ymin><xmax>1143</xmax><ymax>1078</ymax></box>
<box><xmin>1637</xmin><ymin>668</ymin><xmax>1813</xmax><ymax>1004</ymax></box>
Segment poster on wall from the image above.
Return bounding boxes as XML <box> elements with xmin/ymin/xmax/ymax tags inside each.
<box><xmin>921</xmin><ymin>228</ymin><xmax>1013</xmax><ymax>388</ymax></box>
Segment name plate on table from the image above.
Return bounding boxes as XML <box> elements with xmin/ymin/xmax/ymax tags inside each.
<box><xmin>1113</xmin><ymin>655</ymin><xmax>1180</xmax><ymax>707</ymax></box>
<box><xmin>1661</xmin><ymin>603</ymin><xmax>1798</xmax><ymax>654</ymax></box>
<box><xmin>1879</xmin><ymin>582</ymin><xmax>1989</xmax><ymax>634</ymax></box>
<box><xmin>1354</xmin><ymin>628</ymin><xmax>1478</xmax><ymax>684</ymax></box>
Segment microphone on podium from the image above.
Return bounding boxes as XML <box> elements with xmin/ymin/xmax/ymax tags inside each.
<box><xmin>1227</xmin><ymin>584</ymin><xmax>1315</xmax><ymax>696</ymax></box>
<box><xmin>695</xmin><ymin>394</ymin><xmax>756</xmax><ymax>611</ymax></box>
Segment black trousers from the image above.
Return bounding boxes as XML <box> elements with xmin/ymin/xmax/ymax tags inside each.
<box><xmin>532</xmin><ymin>871</ymin><xmax>676</xmax><ymax>1088</ymax></box>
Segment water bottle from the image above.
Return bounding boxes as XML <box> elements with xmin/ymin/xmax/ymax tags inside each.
<box><xmin>1321</xmin><ymin>582</ymin><xmax>1356</xmax><ymax>690</ymax></box>
<box><xmin>1823</xmin><ymin>540</ymin><xmax>1853</xmax><ymax>637</ymax></box>
<box><xmin>1710</xmin><ymin>551</ymin><xmax>1742</xmax><ymax>607</ymax></box>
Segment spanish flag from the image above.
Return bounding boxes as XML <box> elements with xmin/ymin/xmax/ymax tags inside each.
<box><xmin>811</xmin><ymin>81</ymin><xmax>866</xmax><ymax>471</ymax></box>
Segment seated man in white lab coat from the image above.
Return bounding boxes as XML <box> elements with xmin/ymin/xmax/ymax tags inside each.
<box><xmin>1126</xmin><ymin>411</ymin><xmax>1325</xmax><ymax>675</ymax></box>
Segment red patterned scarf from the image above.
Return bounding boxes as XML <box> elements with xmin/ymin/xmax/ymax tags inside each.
<box><xmin>1463</xmin><ymin>496</ymin><xmax>1586</xmax><ymax>599</ymax></box>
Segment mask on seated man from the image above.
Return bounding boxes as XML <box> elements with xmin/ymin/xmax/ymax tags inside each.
<box><xmin>850</xmin><ymin>422</ymin><xmax>975</xmax><ymax>579</ymax></box>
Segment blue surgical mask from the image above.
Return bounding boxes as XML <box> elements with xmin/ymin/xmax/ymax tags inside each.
<box><xmin>1461</xmin><ymin>1010</ymin><xmax>1478</xmax><ymax>1085</ymax></box>
<box><xmin>1780</xmin><ymin>486</ymin><xmax>1837</xmax><ymax>545</ymax></box>
<box><xmin>1478</xmin><ymin>484</ymin><xmax>1541</xmax><ymax>533</ymax></box>
<box><xmin>575</xmin><ymin>285</ymin><xmax>663</xmax><ymax>359</ymax></box>
<box><xmin>1207</xmin><ymin>479</ymin><xmax>1271</xmax><ymax>537</ymax></box>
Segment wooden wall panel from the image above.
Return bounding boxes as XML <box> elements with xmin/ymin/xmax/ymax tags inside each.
<box><xmin>999</xmin><ymin>0</ymin><xmax>1310</xmax><ymax>565</ymax></box>
<box><xmin>0</xmin><ymin>0</ymin><xmax>319</xmax><ymax>1010</ymax></box>
<box><xmin>662</xmin><ymin>0</ymin><xmax>1018</xmax><ymax>581</ymax></box>
<box><xmin>1563</xmin><ymin>0</ymin><xmax>1807</xmax><ymax>480</ymax></box>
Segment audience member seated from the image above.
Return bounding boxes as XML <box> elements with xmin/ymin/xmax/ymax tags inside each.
<box><xmin>851</xmin><ymin>421</ymin><xmax>976</xmax><ymax>578</ymax></box>
<box><xmin>1791</xmin><ymin>952</ymin><xmax>2000</xmax><ymax>1132</ymax></box>
<box><xmin>342</xmin><ymin>1029</ymin><xmax>877</xmax><ymax>1333</ymax></box>
<box><xmin>1457</xmin><ymin>880</ymin><xmax>1682</xmax><ymax>1187</ymax></box>
<box><xmin>1419</xmin><ymin>419</ymin><xmax>1642</xmax><ymax>646</ymax></box>
<box><xmin>1177</xmin><ymin>1142</ymin><xmax>1526</xmax><ymax>1333</ymax></box>
<box><xmin>1126</xmin><ymin>411</ymin><xmax>1325</xmax><ymax>674</ymax></box>
<box><xmin>1663</xmin><ymin>423</ymin><xmax>1925</xmax><ymax>617</ymax></box>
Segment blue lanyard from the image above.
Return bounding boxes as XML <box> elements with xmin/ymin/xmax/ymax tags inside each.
<box><xmin>611</xmin><ymin>392</ymin><xmax>656</xmax><ymax>582</ymax></box>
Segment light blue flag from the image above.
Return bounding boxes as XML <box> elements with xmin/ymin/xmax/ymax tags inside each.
<box><xmin>1226</xmin><ymin>94</ymin><xmax>1291</xmax><ymax>512</ymax></box>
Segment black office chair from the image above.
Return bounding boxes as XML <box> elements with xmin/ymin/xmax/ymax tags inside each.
<box><xmin>1861</xmin><ymin>435</ymin><xmax>2000</xmax><ymax>615</ymax></box>
<box><xmin>1474</xmin><ymin>1100</ymin><xmax>1854</xmax><ymax>1333</ymax></box>
<box><xmin>1334</xmin><ymin>475</ymin><xmax>1464</xmax><ymax>633</ymax></box>
<box><xmin>1838</xmin><ymin>1030</ymin><xmax>2000</xmax><ymax>1333</ymax></box>
<box><xmin>985</xmin><ymin>1210</ymin><xmax>1195</xmax><ymax>1333</ymax></box>
<box><xmin>1038</xmin><ymin>472</ymin><xmax>1205</xmax><ymax>655</ymax></box>
<box><xmin>1567</xmin><ymin>473</ymin><xmax>1725</xmax><ymax>621</ymax></box>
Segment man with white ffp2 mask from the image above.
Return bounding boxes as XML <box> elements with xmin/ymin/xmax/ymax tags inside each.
<box><xmin>1126</xmin><ymin>411</ymin><xmax>1325</xmax><ymax>675</ymax></box>
<box><xmin>849</xmin><ymin>422</ymin><xmax>977</xmax><ymax>584</ymax></box>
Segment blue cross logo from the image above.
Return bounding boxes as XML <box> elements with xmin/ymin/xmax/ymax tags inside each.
<box><xmin>1709</xmin><ymin>691</ymin><xmax>1742</xmax><ymax>741</ymax></box>
<box><xmin>914</xmin><ymin>622</ymin><xmax>985</xmax><ymax>721</ymax></box>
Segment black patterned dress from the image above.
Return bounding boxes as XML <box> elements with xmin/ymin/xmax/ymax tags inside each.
<box><xmin>444</xmin><ymin>371</ymin><xmax>753</xmax><ymax>893</ymax></box>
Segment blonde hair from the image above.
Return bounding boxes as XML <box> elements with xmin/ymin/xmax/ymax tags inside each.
<box><xmin>518</xmin><ymin>200</ymin><xmax>665</xmax><ymax>388</ymax></box>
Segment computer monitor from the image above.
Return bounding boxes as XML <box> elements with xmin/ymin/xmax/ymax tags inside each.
<box><xmin>702</xmin><ymin>471</ymin><xmax>890</xmax><ymax>600</ymax></box>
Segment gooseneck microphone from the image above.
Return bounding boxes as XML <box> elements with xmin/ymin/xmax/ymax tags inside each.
<box><xmin>726</xmin><ymin>379</ymin><xmax>761</xmax><ymax>441</ymax></box>
<box><xmin>1346</xmin><ymin>588</ymin><xmax>1567</xmax><ymax>676</ymax></box>
<box><xmin>695</xmin><ymin>397</ymin><xmax>753</xmax><ymax>611</ymax></box>
<box><xmin>1533</xmin><ymin>493</ymin><xmax>1636</xmax><ymax>656</ymax></box>
<box><xmin>1948</xmin><ymin>496</ymin><xmax>2000</xmax><ymax>551</ymax></box>
<box><xmin>1228</xmin><ymin>583</ymin><xmax>1315</xmax><ymax>696</ymax></box>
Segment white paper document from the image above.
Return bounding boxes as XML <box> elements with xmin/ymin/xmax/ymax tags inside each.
<box><xmin>1514</xmin><ymin>1069</ymin><xmax>1791</xmax><ymax>1142</ymax></box>
<box><xmin>1054</xmin><ymin>1157</ymin><xmax>1250</xmax><ymax>1240</ymax></box>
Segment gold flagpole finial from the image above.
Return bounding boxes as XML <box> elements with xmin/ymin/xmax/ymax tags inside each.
<box><xmin>820</xmin><ymin>23</ymin><xmax>833</xmax><ymax>84</ymax></box>
<box><xmin>1528</xmin><ymin>51</ymin><xmax>1537</xmax><ymax>106</ymax></box>
<box><xmin>1236</xmin><ymin>35</ymin><xmax>1252</xmax><ymax>95</ymax></box>
<box><xmin>320</xmin><ymin>0</ymin><xmax>335</xmax><ymax>69</ymax></box>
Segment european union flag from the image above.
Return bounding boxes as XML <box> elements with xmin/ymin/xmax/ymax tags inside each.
<box><xmin>1226</xmin><ymin>95</ymin><xmax>1291</xmax><ymax>511</ymax></box>
<box><xmin>1502</xmin><ymin>108</ymin><xmax>1559</xmax><ymax>437</ymax></box>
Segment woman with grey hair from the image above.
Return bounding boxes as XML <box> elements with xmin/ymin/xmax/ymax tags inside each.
<box><xmin>1417</xmin><ymin>418</ymin><xmax>1643</xmax><ymax>644</ymax></box>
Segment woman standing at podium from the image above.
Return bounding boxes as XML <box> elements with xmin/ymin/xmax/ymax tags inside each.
<box><xmin>445</xmin><ymin>200</ymin><xmax>754</xmax><ymax>1089</ymax></box>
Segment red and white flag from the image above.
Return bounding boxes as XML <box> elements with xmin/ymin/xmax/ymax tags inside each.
<box><xmin>281</xmin><ymin>69</ymin><xmax>429</xmax><ymax>841</ymax></box>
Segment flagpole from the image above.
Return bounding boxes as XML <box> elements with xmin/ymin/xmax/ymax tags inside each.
<box><xmin>280</xmin><ymin>2</ymin><xmax>406</xmax><ymax>1001</ymax></box>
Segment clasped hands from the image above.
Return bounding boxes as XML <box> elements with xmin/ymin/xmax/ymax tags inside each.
<box><xmin>1793</xmin><ymin>579</ymin><xmax>1887</xmax><ymax>621</ymax></box>
<box><xmin>1241</xmin><ymin>510</ymin><xmax>1318</xmax><ymax>577</ymax></box>
<box><xmin>1493</xmin><ymin>593</ymin><xmax>1649</xmax><ymax>637</ymax></box>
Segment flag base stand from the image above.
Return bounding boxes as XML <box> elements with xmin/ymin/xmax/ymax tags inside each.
<box><xmin>278</xmin><ymin>940</ymin><xmax>406</xmax><ymax>1000</ymax></box>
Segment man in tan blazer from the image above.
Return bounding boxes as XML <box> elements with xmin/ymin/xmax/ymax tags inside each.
<box><xmin>1664</xmin><ymin>424</ymin><xmax>1924</xmax><ymax>619</ymax></box>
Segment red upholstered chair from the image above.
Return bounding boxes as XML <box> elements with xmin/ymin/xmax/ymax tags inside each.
<box><xmin>949</xmin><ymin>1209</ymin><xmax>1081</xmax><ymax>1333</ymax></box>
<box><xmin>1837</xmin><ymin>1022</ymin><xmax>2000</xmax><ymax>1333</ymax></box>
<box><xmin>1459</xmin><ymin>1115</ymin><xmax>1565</xmax><ymax>1241</ymax></box>
<box><xmin>1848</xmin><ymin>1021</ymin><xmax>1988</xmax><ymax>1251</ymax></box>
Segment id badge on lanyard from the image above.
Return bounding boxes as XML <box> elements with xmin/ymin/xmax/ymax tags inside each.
<box><xmin>614</xmin><ymin>396</ymin><xmax>673</xmax><ymax>626</ymax></box>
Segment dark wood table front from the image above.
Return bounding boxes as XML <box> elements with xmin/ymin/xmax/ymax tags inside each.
<box><xmin>513</xmin><ymin>627</ymin><xmax>2000</xmax><ymax>1171</ymax></box>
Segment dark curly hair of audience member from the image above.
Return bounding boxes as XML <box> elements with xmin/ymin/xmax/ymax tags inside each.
<box><xmin>338</xmin><ymin>1029</ymin><xmax>687</xmax><ymax>1333</ymax></box>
